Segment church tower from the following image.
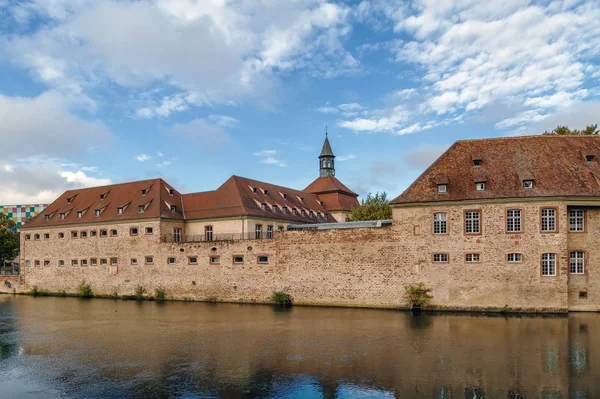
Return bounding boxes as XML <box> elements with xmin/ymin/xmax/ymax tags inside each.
<box><xmin>319</xmin><ymin>132</ymin><xmax>335</xmax><ymax>178</ymax></box>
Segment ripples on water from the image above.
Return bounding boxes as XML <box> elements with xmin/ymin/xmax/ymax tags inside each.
<box><xmin>0</xmin><ymin>296</ymin><xmax>597</xmax><ymax>398</ymax></box>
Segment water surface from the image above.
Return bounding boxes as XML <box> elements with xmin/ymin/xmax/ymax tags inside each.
<box><xmin>0</xmin><ymin>296</ymin><xmax>598</xmax><ymax>398</ymax></box>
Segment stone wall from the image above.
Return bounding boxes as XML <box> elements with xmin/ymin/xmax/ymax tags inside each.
<box><xmin>17</xmin><ymin>200</ymin><xmax>599</xmax><ymax>311</ymax></box>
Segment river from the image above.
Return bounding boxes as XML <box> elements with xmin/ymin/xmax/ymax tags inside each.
<box><xmin>0</xmin><ymin>295</ymin><xmax>597</xmax><ymax>398</ymax></box>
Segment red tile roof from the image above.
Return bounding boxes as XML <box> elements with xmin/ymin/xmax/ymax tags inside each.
<box><xmin>183</xmin><ymin>176</ymin><xmax>336</xmax><ymax>222</ymax></box>
<box><xmin>25</xmin><ymin>178</ymin><xmax>184</xmax><ymax>228</ymax></box>
<box><xmin>303</xmin><ymin>176</ymin><xmax>359</xmax><ymax>212</ymax></box>
<box><xmin>304</xmin><ymin>176</ymin><xmax>358</xmax><ymax>196</ymax></box>
<box><xmin>392</xmin><ymin>135</ymin><xmax>600</xmax><ymax>204</ymax></box>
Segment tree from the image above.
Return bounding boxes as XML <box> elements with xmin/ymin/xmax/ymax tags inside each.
<box><xmin>0</xmin><ymin>213</ymin><xmax>20</xmax><ymax>267</ymax></box>
<box><xmin>346</xmin><ymin>192</ymin><xmax>392</xmax><ymax>222</ymax></box>
<box><xmin>543</xmin><ymin>124</ymin><xmax>599</xmax><ymax>135</ymax></box>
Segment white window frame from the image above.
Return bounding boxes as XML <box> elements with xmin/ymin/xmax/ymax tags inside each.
<box><xmin>475</xmin><ymin>182</ymin><xmax>485</xmax><ymax>192</ymax></box>
<box><xmin>523</xmin><ymin>180</ymin><xmax>534</xmax><ymax>189</ymax></box>
<box><xmin>173</xmin><ymin>228</ymin><xmax>182</xmax><ymax>243</ymax></box>
<box><xmin>433</xmin><ymin>253</ymin><xmax>448</xmax><ymax>263</ymax></box>
<box><xmin>266</xmin><ymin>225</ymin><xmax>273</xmax><ymax>239</ymax></box>
<box><xmin>507</xmin><ymin>253</ymin><xmax>523</xmax><ymax>263</ymax></box>
<box><xmin>433</xmin><ymin>212</ymin><xmax>447</xmax><ymax>234</ymax></box>
<box><xmin>465</xmin><ymin>211</ymin><xmax>481</xmax><ymax>234</ymax></box>
<box><xmin>465</xmin><ymin>253</ymin><xmax>480</xmax><ymax>263</ymax></box>
<box><xmin>570</xmin><ymin>251</ymin><xmax>585</xmax><ymax>275</ymax></box>
<box><xmin>255</xmin><ymin>224</ymin><xmax>262</xmax><ymax>239</ymax></box>
<box><xmin>569</xmin><ymin>209</ymin><xmax>584</xmax><ymax>232</ymax></box>
<box><xmin>541</xmin><ymin>208</ymin><xmax>556</xmax><ymax>232</ymax></box>
<box><xmin>437</xmin><ymin>184</ymin><xmax>447</xmax><ymax>193</ymax></box>
<box><xmin>506</xmin><ymin>209</ymin><xmax>522</xmax><ymax>233</ymax></box>
<box><xmin>542</xmin><ymin>253</ymin><xmax>557</xmax><ymax>276</ymax></box>
<box><xmin>205</xmin><ymin>225</ymin><xmax>213</xmax><ymax>241</ymax></box>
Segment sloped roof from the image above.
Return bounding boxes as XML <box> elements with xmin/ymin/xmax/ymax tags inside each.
<box><xmin>304</xmin><ymin>176</ymin><xmax>358</xmax><ymax>196</ymax></box>
<box><xmin>392</xmin><ymin>135</ymin><xmax>600</xmax><ymax>204</ymax></box>
<box><xmin>320</xmin><ymin>136</ymin><xmax>335</xmax><ymax>157</ymax></box>
<box><xmin>183</xmin><ymin>176</ymin><xmax>337</xmax><ymax>222</ymax></box>
<box><xmin>25</xmin><ymin>178</ymin><xmax>184</xmax><ymax>228</ymax></box>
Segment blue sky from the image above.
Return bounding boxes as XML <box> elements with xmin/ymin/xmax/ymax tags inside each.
<box><xmin>1</xmin><ymin>0</ymin><xmax>600</xmax><ymax>204</ymax></box>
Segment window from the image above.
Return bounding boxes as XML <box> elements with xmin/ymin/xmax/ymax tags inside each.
<box><xmin>67</xmin><ymin>196</ymin><xmax>74</xmax><ymax>204</ymax></box>
<box><xmin>541</xmin><ymin>208</ymin><xmax>556</xmax><ymax>232</ymax></box>
<box><xmin>100</xmin><ymin>192</ymin><xmax>108</xmax><ymax>200</ymax></box>
<box><xmin>58</xmin><ymin>232</ymin><xmax>64</xmax><ymax>238</ymax></box>
<box><xmin>145</xmin><ymin>256</ymin><xmax>153</xmax><ymax>265</ymax></box>
<box><xmin>465</xmin><ymin>253</ymin><xmax>480</xmax><ymax>263</ymax></box>
<box><xmin>139</xmin><ymin>205</ymin><xmax>145</xmax><ymax>213</ymax></box>
<box><xmin>507</xmin><ymin>209</ymin><xmax>522</xmax><ymax>232</ymax></box>
<box><xmin>258</xmin><ymin>255</ymin><xmax>269</xmax><ymax>264</ymax></box>
<box><xmin>44</xmin><ymin>233</ymin><xmax>49</xmax><ymax>239</ymax></box>
<box><xmin>292</xmin><ymin>208</ymin><xmax>297</xmax><ymax>215</ymax></box>
<box><xmin>34</xmin><ymin>234</ymin><xmax>40</xmax><ymax>240</ymax></box>
<box><xmin>309</xmin><ymin>211</ymin><xmax>314</xmax><ymax>217</ymax></box>
<box><xmin>317</xmin><ymin>212</ymin><xmax>322</xmax><ymax>219</ymax></box>
<box><xmin>100</xmin><ymin>230</ymin><xmax>107</xmax><ymax>237</ymax></box>
<box><xmin>81</xmin><ymin>231</ymin><xmax>87</xmax><ymax>238</ymax></box>
<box><xmin>110</xmin><ymin>258</ymin><xmax>118</xmax><ymax>265</ymax></box>
<box><xmin>169</xmin><ymin>188</ymin><xmax>174</xmax><ymax>195</ymax></box>
<box><xmin>77</xmin><ymin>211</ymin><xmax>83</xmax><ymax>218</ymax></box>
<box><xmin>263</xmin><ymin>189</ymin><xmax>268</xmax><ymax>195</ymax></box>
<box><xmin>507</xmin><ymin>253</ymin><xmax>523</xmax><ymax>262</ymax></box>
<box><xmin>71</xmin><ymin>231</ymin><xmax>78</xmax><ymax>238</ymax></box>
<box><xmin>170</xmin><ymin>205</ymin><xmax>177</xmax><ymax>212</ymax></box>
<box><xmin>173</xmin><ymin>228</ymin><xmax>182</xmax><ymax>243</ymax></box>
<box><xmin>25</xmin><ymin>234</ymin><xmax>31</xmax><ymax>240</ymax></box>
<box><xmin>45</xmin><ymin>215</ymin><xmax>51</xmax><ymax>220</ymax></box>
<box><xmin>25</xmin><ymin>260</ymin><xmax>31</xmax><ymax>267</ymax></box>
<box><xmin>261</xmin><ymin>203</ymin><xmax>266</xmax><ymax>210</ymax></box>
<box><xmin>252</xmin><ymin>187</ymin><xmax>257</xmax><ymax>193</ymax></box>
<box><xmin>267</xmin><ymin>225</ymin><xmax>273</xmax><ymax>239</ymax></box>
<box><xmin>570</xmin><ymin>209</ymin><xmax>584</xmax><ymax>232</ymax></box>
<box><xmin>100</xmin><ymin>258</ymin><xmax>108</xmax><ymax>265</ymax></box>
<box><xmin>570</xmin><ymin>251</ymin><xmax>585</xmax><ymax>274</ymax></box>
<box><xmin>81</xmin><ymin>259</ymin><xmax>88</xmax><ymax>266</ymax></box>
<box><xmin>141</xmin><ymin>189</ymin><xmax>148</xmax><ymax>196</ymax></box>
<box><xmin>233</xmin><ymin>256</ymin><xmax>244</xmax><ymax>264</ymax></box>
<box><xmin>90</xmin><ymin>258</ymin><xmax>97</xmax><ymax>266</ymax></box>
<box><xmin>301</xmin><ymin>210</ymin><xmax>306</xmax><ymax>217</ymax></box>
<box><xmin>130</xmin><ymin>258</ymin><xmax>137</xmax><ymax>265</ymax></box>
<box><xmin>34</xmin><ymin>260</ymin><xmax>40</xmax><ymax>266</ymax></box>
<box><xmin>130</xmin><ymin>227</ymin><xmax>138</xmax><ymax>236</ymax></box>
<box><xmin>283</xmin><ymin>193</ymin><xmax>288</xmax><ymax>199</ymax></box>
<box><xmin>542</xmin><ymin>253</ymin><xmax>557</xmax><ymax>276</ymax></box>
<box><xmin>465</xmin><ymin>211</ymin><xmax>481</xmax><ymax>234</ymax></box>
<box><xmin>95</xmin><ymin>209</ymin><xmax>101</xmax><ymax>216</ymax></box>
<box><xmin>205</xmin><ymin>226</ymin><xmax>213</xmax><ymax>241</ymax></box>
<box><xmin>110</xmin><ymin>229</ymin><xmax>118</xmax><ymax>237</ymax></box>
<box><xmin>90</xmin><ymin>230</ymin><xmax>97</xmax><ymax>237</ymax></box>
<box><xmin>167</xmin><ymin>257</ymin><xmax>176</xmax><ymax>264</ymax></box>
<box><xmin>282</xmin><ymin>206</ymin><xmax>288</xmax><ymax>214</ymax></box>
<box><xmin>433</xmin><ymin>253</ymin><xmax>448</xmax><ymax>263</ymax></box>
<box><xmin>188</xmin><ymin>257</ymin><xmax>198</xmax><ymax>265</ymax></box>
<box><xmin>255</xmin><ymin>224</ymin><xmax>262</xmax><ymax>239</ymax></box>
<box><xmin>210</xmin><ymin>256</ymin><xmax>220</xmax><ymax>265</ymax></box>
<box><xmin>473</xmin><ymin>159</ymin><xmax>482</xmax><ymax>166</ymax></box>
<box><xmin>272</xmin><ymin>205</ymin><xmax>278</xmax><ymax>212</ymax></box>
<box><xmin>72</xmin><ymin>259</ymin><xmax>78</xmax><ymax>266</ymax></box>
<box><xmin>586</xmin><ymin>155</ymin><xmax>595</xmax><ymax>163</ymax></box>
<box><xmin>58</xmin><ymin>260</ymin><xmax>65</xmax><ymax>267</ymax></box>
<box><xmin>437</xmin><ymin>184</ymin><xmax>447</xmax><ymax>193</ymax></box>
<box><xmin>433</xmin><ymin>212</ymin><xmax>447</xmax><ymax>234</ymax></box>
<box><xmin>475</xmin><ymin>182</ymin><xmax>485</xmax><ymax>191</ymax></box>
<box><xmin>145</xmin><ymin>227</ymin><xmax>153</xmax><ymax>234</ymax></box>
<box><xmin>59</xmin><ymin>213</ymin><xmax>66</xmax><ymax>220</ymax></box>
<box><xmin>278</xmin><ymin>226</ymin><xmax>284</xmax><ymax>232</ymax></box>
<box><xmin>44</xmin><ymin>260</ymin><xmax>50</xmax><ymax>266</ymax></box>
<box><xmin>523</xmin><ymin>180</ymin><xmax>534</xmax><ymax>189</ymax></box>
<box><xmin>117</xmin><ymin>207</ymin><xmax>123</xmax><ymax>214</ymax></box>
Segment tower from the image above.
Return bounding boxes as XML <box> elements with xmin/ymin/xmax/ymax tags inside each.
<box><xmin>319</xmin><ymin>131</ymin><xmax>335</xmax><ymax>178</ymax></box>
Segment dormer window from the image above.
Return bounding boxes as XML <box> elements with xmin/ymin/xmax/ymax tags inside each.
<box><xmin>95</xmin><ymin>209</ymin><xmax>101</xmax><ymax>216</ymax></box>
<box><xmin>117</xmin><ymin>207</ymin><xmax>123</xmax><ymax>215</ymax></box>
<box><xmin>139</xmin><ymin>205</ymin><xmax>146</xmax><ymax>213</ymax></box>
<box><xmin>170</xmin><ymin>205</ymin><xmax>177</xmax><ymax>212</ymax></box>
<box><xmin>475</xmin><ymin>182</ymin><xmax>485</xmax><ymax>192</ymax></box>
<box><xmin>59</xmin><ymin>213</ymin><xmax>66</xmax><ymax>220</ymax></box>
<box><xmin>100</xmin><ymin>192</ymin><xmax>108</xmax><ymax>200</ymax></box>
<box><xmin>301</xmin><ymin>210</ymin><xmax>306</xmax><ymax>217</ymax></box>
<box><xmin>292</xmin><ymin>208</ymin><xmax>297</xmax><ymax>215</ymax></box>
<box><xmin>437</xmin><ymin>184</ymin><xmax>447</xmax><ymax>194</ymax></box>
<box><xmin>272</xmin><ymin>205</ymin><xmax>278</xmax><ymax>212</ymax></box>
<box><xmin>168</xmin><ymin>188</ymin><xmax>174</xmax><ymax>195</ymax></box>
<box><xmin>45</xmin><ymin>215</ymin><xmax>51</xmax><ymax>220</ymax></box>
<box><xmin>77</xmin><ymin>211</ymin><xmax>83</xmax><ymax>218</ymax></box>
<box><xmin>252</xmin><ymin>187</ymin><xmax>257</xmax><ymax>193</ymax></box>
<box><xmin>282</xmin><ymin>206</ymin><xmax>288</xmax><ymax>214</ymax></box>
<box><xmin>67</xmin><ymin>196</ymin><xmax>74</xmax><ymax>204</ymax></box>
<box><xmin>141</xmin><ymin>187</ymin><xmax>150</xmax><ymax>196</ymax></box>
<box><xmin>261</xmin><ymin>203</ymin><xmax>266</xmax><ymax>210</ymax></box>
<box><xmin>317</xmin><ymin>212</ymin><xmax>322</xmax><ymax>218</ymax></box>
<box><xmin>523</xmin><ymin>180</ymin><xmax>534</xmax><ymax>190</ymax></box>
<box><xmin>473</xmin><ymin>159</ymin><xmax>482</xmax><ymax>167</ymax></box>
<box><xmin>283</xmin><ymin>193</ymin><xmax>287</xmax><ymax>199</ymax></box>
<box><xmin>586</xmin><ymin>155</ymin><xmax>595</xmax><ymax>163</ymax></box>
<box><xmin>263</xmin><ymin>189</ymin><xmax>268</xmax><ymax>195</ymax></box>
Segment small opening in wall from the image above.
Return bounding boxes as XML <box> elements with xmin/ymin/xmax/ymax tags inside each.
<box><xmin>579</xmin><ymin>291</ymin><xmax>588</xmax><ymax>299</ymax></box>
<box><xmin>192</xmin><ymin>281</ymin><xmax>196</xmax><ymax>286</ymax></box>
<box><xmin>211</xmin><ymin>247</ymin><xmax>217</xmax><ymax>252</ymax></box>
<box><xmin>179</xmin><ymin>248</ymin><xmax>185</xmax><ymax>253</ymax></box>
<box><xmin>247</xmin><ymin>246</ymin><xmax>253</xmax><ymax>251</ymax></box>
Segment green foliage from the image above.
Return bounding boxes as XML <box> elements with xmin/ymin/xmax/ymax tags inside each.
<box><xmin>154</xmin><ymin>286</ymin><xmax>167</xmax><ymax>301</ymax></box>
<box><xmin>57</xmin><ymin>289</ymin><xmax>67</xmax><ymax>297</ymax></box>
<box><xmin>404</xmin><ymin>283</ymin><xmax>433</xmax><ymax>308</ymax></box>
<box><xmin>29</xmin><ymin>285</ymin><xmax>49</xmax><ymax>297</ymax></box>
<box><xmin>77</xmin><ymin>281</ymin><xmax>93</xmax><ymax>298</ymax></box>
<box><xmin>500</xmin><ymin>304</ymin><xmax>510</xmax><ymax>313</ymax></box>
<box><xmin>271</xmin><ymin>291</ymin><xmax>293</xmax><ymax>306</ymax></box>
<box><xmin>346</xmin><ymin>192</ymin><xmax>392</xmax><ymax>222</ymax></box>
<box><xmin>0</xmin><ymin>213</ymin><xmax>20</xmax><ymax>267</ymax></box>
<box><xmin>134</xmin><ymin>285</ymin><xmax>147</xmax><ymax>300</ymax></box>
<box><xmin>110</xmin><ymin>289</ymin><xmax>119</xmax><ymax>299</ymax></box>
<box><xmin>543</xmin><ymin>124</ymin><xmax>599</xmax><ymax>135</ymax></box>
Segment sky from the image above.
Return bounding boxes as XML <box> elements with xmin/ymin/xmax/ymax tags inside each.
<box><xmin>1</xmin><ymin>0</ymin><xmax>600</xmax><ymax>205</ymax></box>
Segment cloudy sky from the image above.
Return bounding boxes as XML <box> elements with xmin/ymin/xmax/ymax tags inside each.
<box><xmin>1</xmin><ymin>0</ymin><xmax>600</xmax><ymax>204</ymax></box>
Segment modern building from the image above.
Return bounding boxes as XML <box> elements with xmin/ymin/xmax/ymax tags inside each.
<box><xmin>13</xmin><ymin>135</ymin><xmax>600</xmax><ymax>312</ymax></box>
<box><xmin>1</xmin><ymin>204</ymin><xmax>48</xmax><ymax>229</ymax></box>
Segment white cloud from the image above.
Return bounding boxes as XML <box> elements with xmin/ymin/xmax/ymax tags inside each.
<box><xmin>170</xmin><ymin>118</ymin><xmax>231</xmax><ymax>150</ymax></box>
<box><xmin>3</xmin><ymin>164</ymin><xmax>14</xmax><ymax>173</ymax></box>
<box><xmin>254</xmin><ymin>150</ymin><xmax>277</xmax><ymax>156</ymax></box>
<box><xmin>136</xmin><ymin>154</ymin><xmax>152</xmax><ymax>162</ymax></box>
<box><xmin>338</xmin><ymin>106</ymin><xmax>409</xmax><ymax>133</ymax></box>
<box><xmin>156</xmin><ymin>160</ymin><xmax>171</xmax><ymax>167</ymax></box>
<box><xmin>317</xmin><ymin>102</ymin><xmax>366</xmax><ymax>117</ymax></box>
<box><xmin>208</xmin><ymin>114</ymin><xmax>240</xmax><ymax>128</ymax></box>
<box><xmin>336</xmin><ymin>154</ymin><xmax>357</xmax><ymax>161</ymax></box>
<box><xmin>58</xmin><ymin>170</ymin><xmax>111</xmax><ymax>186</ymax></box>
<box><xmin>156</xmin><ymin>151</ymin><xmax>164</xmax><ymax>157</ymax></box>
<box><xmin>403</xmin><ymin>143</ymin><xmax>451</xmax><ymax>169</ymax></box>
<box><xmin>261</xmin><ymin>157</ymin><xmax>287</xmax><ymax>167</ymax></box>
<box><xmin>254</xmin><ymin>149</ymin><xmax>286</xmax><ymax>167</ymax></box>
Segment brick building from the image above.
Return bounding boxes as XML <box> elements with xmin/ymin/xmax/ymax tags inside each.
<box><xmin>12</xmin><ymin>135</ymin><xmax>600</xmax><ymax>312</ymax></box>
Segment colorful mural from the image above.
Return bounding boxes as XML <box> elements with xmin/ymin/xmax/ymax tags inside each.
<box><xmin>1</xmin><ymin>204</ymin><xmax>48</xmax><ymax>228</ymax></box>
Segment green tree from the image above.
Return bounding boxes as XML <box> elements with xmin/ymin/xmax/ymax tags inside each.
<box><xmin>0</xmin><ymin>213</ymin><xmax>20</xmax><ymax>267</ymax></box>
<box><xmin>346</xmin><ymin>192</ymin><xmax>392</xmax><ymax>222</ymax></box>
<box><xmin>543</xmin><ymin>124</ymin><xmax>599</xmax><ymax>135</ymax></box>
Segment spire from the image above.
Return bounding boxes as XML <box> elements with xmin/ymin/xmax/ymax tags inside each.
<box><xmin>319</xmin><ymin>129</ymin><xmax>335</xmax><ymax>177</ymax></box>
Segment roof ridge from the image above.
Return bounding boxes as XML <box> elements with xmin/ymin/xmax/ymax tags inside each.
<box><xmin>456</xmin><ymin>135</ymin><xmax>600</xmax><ymax>143</ymax></box>
<box><xmin>63</xmin><ymin>177</ymin><xmax>163</xmax><ymax>194</ymax></box>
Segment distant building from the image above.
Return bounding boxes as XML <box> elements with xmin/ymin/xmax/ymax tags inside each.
<box><xmin>1</xmin><ymin>204</ymin><xmax>48</xmax><ymax>229</ymax></box>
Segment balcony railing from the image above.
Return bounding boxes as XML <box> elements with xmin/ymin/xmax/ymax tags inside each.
<box><xmin>161</xmin><ymin>232</ymin><xmax>277</xmax><ymax>243</ymax></box>
<box><xmin>0</xmin><ymin>264</ymin><xmax>19</xmax><ymax>276</ymax></box>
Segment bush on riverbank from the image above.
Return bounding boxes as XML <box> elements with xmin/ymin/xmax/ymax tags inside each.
<box><xmin>134</xmin><ymin>285</ymin><xmax>147</xmax><ymax>300</ymax></box>
<box><xmin>271</xmin><ymin>291</ymin><xmax>293</xmax><ymax>306</ymax></box>
<box><xmin>154</xmin><ymin>286</ymin><xmax>167</xmax><ymax>301</ymax></box>
<box><xmin>404</xmin><ymin>283</ymin><xmax>433</xmax><ymax>309</ymax></box>
<box><xmin>77</xmin><ymin>281</ymin><xmax>94</xmax><ymax>298</ymax></box>
<box><xmin>29</xmin><ymin>285</ymin><xmax>50</xmax><ymax>297</ymax></box>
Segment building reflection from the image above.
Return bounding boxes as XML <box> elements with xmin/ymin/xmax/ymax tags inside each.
<box><xmin>0</xmin><ymin>297</ymin><xmax>598</xmax><ymax>398</ymax></box>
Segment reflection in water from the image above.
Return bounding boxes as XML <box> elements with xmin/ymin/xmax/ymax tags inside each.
<box><xmin>0</xmin><ymin>296</ymin><xmax>598</xmax><ymax>398</ymax></box>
